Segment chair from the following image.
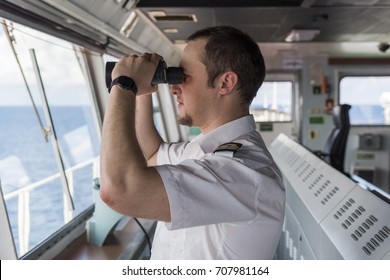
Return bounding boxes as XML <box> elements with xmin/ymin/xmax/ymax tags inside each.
<box><xmin>317</xmin><ymin>104</ymin><xmax>351</xmax><ymax>174</ymax></box>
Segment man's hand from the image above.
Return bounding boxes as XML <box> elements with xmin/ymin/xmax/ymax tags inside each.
<box><xmin>112</xmin><ymin>53</ymin><xmax>162</xmax><ymax>96</ymax></box>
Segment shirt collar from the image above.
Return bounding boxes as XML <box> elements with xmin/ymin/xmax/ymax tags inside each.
<box><xmin>191</xmin><ymin>115</ymin><xmax>257</xmax><ymax>154</ymax></box>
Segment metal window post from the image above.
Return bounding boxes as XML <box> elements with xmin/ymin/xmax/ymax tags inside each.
<box><xmin>29</xmin><ymin>48</ymin><xmax>75</xmax><ymax>211</ymax></box>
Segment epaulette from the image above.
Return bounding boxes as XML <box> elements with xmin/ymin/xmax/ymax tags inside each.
<box><xmin>213</xmin><ymin>142</ymin><xmax>242</xmax><ymax>158</ymax></box>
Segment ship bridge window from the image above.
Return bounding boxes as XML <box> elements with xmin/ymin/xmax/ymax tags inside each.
<box><xmin>340</xmin><ymin>76</ymin><xmax>390</xmax><ymax>126</ymax></box>
<box><xmin>250</xmin><ymin>81</ymin><xmax>293</xmax><ymax>122</ymax></box>
<box><xmin>0</xmin><ymin>19</ymin><xmax>100</xmax><ymax>258</ymax></box>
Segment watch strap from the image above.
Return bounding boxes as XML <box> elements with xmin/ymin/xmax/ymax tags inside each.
<box><xmin>109</xmin><ymin>76</ymin><xmax>138</xmax><ymax>95</ymax></box>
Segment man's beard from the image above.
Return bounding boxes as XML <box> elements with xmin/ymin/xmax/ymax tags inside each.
<box><xmin>177</xmin><ymin>113</ymin><xmax>193</xmax><ymax>127</ymax></box>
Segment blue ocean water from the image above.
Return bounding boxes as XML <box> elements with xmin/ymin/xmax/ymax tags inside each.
<box><xmin>0</xmin><ymin>106</ymin><xmax>100</xmax><ymax>256</ymax></box>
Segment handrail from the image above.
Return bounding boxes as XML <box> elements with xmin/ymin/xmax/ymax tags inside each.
<box><xmin>4</xmin><ymin>156</ymin><xmax>99</xmax><ymax>201</ymax></box>
<box><xmin>3</xmin><ymin>156</ymin><xmax>99</xmax><ymax>255</ymax></box>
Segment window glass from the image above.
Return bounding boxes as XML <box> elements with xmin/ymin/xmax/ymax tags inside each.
<box><xmin>250</xmin><ymin>81</ymin><xmax>293</xmax><ymax>122</ymax></box>
<box><xmin>152</xmin><ymin>91</ymin><xmax>168</xmax><ymax>141</ymax></box>
<box><xmin>340</xmin><ymin>76</ymin><xmax>390</xmax><ymax>125</ymax></box>
<box><xmin>0</xmin><ymin>20</ymin><xmax>100</xmax><ymax>257</ymax></box>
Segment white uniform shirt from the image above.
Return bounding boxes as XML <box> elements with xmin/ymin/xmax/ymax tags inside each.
<box><xmin>152</xmin><ymin>115</ymin><xmax>285</xmax><ymax>259</ymax></box>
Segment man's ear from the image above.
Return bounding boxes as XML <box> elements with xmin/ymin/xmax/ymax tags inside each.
<box><xmin>218</xmin><ymin>71</ymin><xmax>238</xmax><ymax>96</ymax></box>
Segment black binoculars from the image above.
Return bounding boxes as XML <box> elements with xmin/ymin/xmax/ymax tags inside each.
<box><xmin>105</xmin><ymin>60</ymin><xmax>183</xmax><ymax>89</ymax></box>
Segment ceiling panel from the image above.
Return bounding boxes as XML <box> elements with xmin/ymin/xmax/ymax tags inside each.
<box><xmin>137</xmin><ymin>0</ymin><xmax>305</xmax><ymax>8</ymax></box>
<box><xmin>2</xmin><ymin>0</ymin><xmax>389</xmax><ymax>58</ymax></box>
<box><xmin>138</xmin><ymin>0</ymin><xmax>390</xmax><ymax>43</ymax></box>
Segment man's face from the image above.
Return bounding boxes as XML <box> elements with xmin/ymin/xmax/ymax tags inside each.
<box><xmin>170</xmin><ymin>39</ymin><xmax>218</xmax><ymax>128</ymax></box>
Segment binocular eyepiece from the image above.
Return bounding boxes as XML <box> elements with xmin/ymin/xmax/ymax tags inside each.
<box><xmin>105</xmin><ymin>60</ymin><xmax>183</xmax><ymax>89</ymax></box>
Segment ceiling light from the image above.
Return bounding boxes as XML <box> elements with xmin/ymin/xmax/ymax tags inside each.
<box><xmin>148</xmin><ymin>11</ymin><xmax>197</xmax><ymax>22</ymax></box>
<box><xmin>120</xmin><ymin>11</ymin><xmax>138</xmax><ymax>37</ymax></box>
<box><xmin>163</xmin><ymin>28</ymin><xmax>179</xmax><ymax>33</ymax></box>
<box><xmin>148</xmin><ymin>11</ymin><xmax>167</xmax><ymax>18</ymax></box>
<box><xmin>285</xmin><ymin>29</ymin><xmax>320</xmax><ymax>42</ymax></box>
<box><xmin>174</xmin><ymin>40</ymin><xmax>187</xmax><ymax>45</ymax></box>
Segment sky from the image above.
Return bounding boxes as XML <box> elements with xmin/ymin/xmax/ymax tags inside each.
<box><xmin>340</xmin><ymin>76</ymin><xmax>390</xmax><ymax>106</ymax></box>
<box><xmin>0</xmin><ymin>20</ymin><xmax>94</xmax><ymax>106</ymax></box>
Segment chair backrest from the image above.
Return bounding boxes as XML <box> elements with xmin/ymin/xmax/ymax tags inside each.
<box><xmin>322</xmin><ymin>104</ymin><xmax>351</xmax><ymax>174</ymax></box>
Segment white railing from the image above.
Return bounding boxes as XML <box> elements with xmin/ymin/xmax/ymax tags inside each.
<box><xmin>3</xmin><ymin>156</ymin><xmax>99</xmax><ymax>256</ymax></box>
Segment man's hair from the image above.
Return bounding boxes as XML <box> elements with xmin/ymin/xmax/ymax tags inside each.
<box><xmin>187</xmin><ymin>25</ymin><xmax>266</xmax><ymax>105</ymax></box>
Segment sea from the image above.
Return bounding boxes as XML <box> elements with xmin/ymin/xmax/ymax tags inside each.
<box><xmin>0</xmin><ymin>105</ymin><xmax>100</xmax><ymax>257</ymax></box>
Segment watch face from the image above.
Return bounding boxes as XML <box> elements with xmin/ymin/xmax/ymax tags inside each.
<box><xmin>113</xmin><ymin>76</ymin><xmax>137</xmax><ymax>94</ymax></box>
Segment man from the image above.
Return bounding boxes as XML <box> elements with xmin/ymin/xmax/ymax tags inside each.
<box><xmin>100</xmin><ymin>26</ymin><xmax>285</xmax><ymax>259</ymax></box>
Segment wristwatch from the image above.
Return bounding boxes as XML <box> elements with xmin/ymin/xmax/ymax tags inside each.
<box><xmin>109</xmin><ymin>76</ymin><xmax>138</xmax><ymax>95</ymax></box>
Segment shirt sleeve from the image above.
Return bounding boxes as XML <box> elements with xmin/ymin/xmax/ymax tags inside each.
<box><xmin>157</xmin><ymin>142</ymin><xmax>188</xmax><ymax>165</ymax></box>
<box><xmin>155</xmin><ymin>154</ymin><xmax>262</xmax><ymax>230</ymax></box>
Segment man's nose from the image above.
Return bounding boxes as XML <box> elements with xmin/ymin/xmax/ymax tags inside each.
<box><xmin>169</xmin><ymin>84</ymin><xmax>181</xmax><ymax>95</ymax></box>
